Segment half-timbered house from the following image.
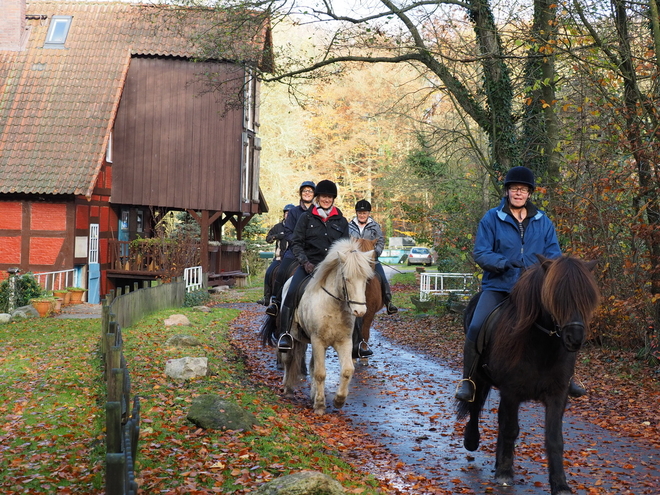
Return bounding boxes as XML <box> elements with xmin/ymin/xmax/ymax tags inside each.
<box><xmin>0</xmin><ymin>0</ymin><xmax>271</xmax><ymax>302</ymax></box>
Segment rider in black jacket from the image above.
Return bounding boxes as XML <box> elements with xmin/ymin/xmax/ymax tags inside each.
<box><xmin>277</xmin><ymin>180</ymin><xmax>349</xmax><ymax>350</ymax></box>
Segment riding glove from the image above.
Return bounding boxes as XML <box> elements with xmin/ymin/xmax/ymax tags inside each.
<box><xmin>304</xmin><ymin>262</ymin><xmax>315</xmax><ymax>274</ymax></box>
<box><xmin>504</xmin><ymin>259</ymin><xmax>524</xmax><ymax>270</ymax></box>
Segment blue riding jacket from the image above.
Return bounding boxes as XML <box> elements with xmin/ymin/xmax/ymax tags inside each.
<box><xmin>474</xmin><ymin>198</ymin><xmax>562</xmax><ymax>292</ymax></box>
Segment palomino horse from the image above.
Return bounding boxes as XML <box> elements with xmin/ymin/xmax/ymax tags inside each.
<box><xmin>279</xmin><ymin>238</ymin><xmax>375</xmax><ymax>415</ymax></box>
<box><xmin>457</xmin><ymin>255</ymin><xmax>600</xmax><ymax>495</ymax></box>
<box><xmin>352</xmin><ymin>238</ymin><xmax>383</xmax><ymax>359</ymax></box>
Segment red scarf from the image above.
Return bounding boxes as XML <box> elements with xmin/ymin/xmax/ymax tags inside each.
<box><xmin>312</xmin><ymin>205</ymin><xmax>338</xmax><ymax>222</ymax></box>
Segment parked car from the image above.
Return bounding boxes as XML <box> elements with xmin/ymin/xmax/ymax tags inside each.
<box><xmin>406</xmin><ymin>247</ymin><xmax>433</xmax><ymax>266</ymax></box>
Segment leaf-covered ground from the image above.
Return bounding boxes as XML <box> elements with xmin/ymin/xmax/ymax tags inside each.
<box><xmin>381</xmin><ymin>283</ymin><xmax>660</xmax><ymax>452</ymax></box>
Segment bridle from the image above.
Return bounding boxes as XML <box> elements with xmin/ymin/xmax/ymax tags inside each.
<box><xmin>534</xmin><ymin>318</ymin><xmax>585</xmax><ymax>339</ymax></box>
<box><xmin>321</xmin><ymin>254</ymin><xmax>367</xmax><ymax>310</ymax></box>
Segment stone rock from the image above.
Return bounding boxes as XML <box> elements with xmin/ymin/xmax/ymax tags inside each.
<box><xmin>187</xmin><ymin>394</ymin><xmax>259</xmax><ymax>431</ymax></box>
<box><xmin>12</xmin><ymin>305</ymin><xmax>38</xmax><ymax>319</ymax></box>
<box><xmin>193</xmin><ymin>305</ymin><xmax>211</xmax><ymax>312</ymax></box>
<box><xmin>0</xmin><ymin>313</ymin><xmax>11</xmax><ymax>324</ymax></box>
<box><xmin>250</xmin><ymin>471</ymin><xmax>345</xmax><ymax>494</ymax></box>
<box><xmin>165</xmin><ymin>357</ymin><xmax>207</xmax><ymax>380</ymax></box>
<box><xmin>165</xmin><ymin>334</ymin><xmax>201</xmax><ymax>348</ymax></box>
<box><xmin>164</xmin><ymin>314</ymin><xmax>191</xmax><ymax>327</ymax></box>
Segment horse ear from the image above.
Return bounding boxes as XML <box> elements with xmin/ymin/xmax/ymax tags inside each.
<box><xmin>535</xmin><ymin>253</ymin><xmax>554</xmax><ymax>271</ymax></box>
<box><xmin>365</xmin><ymin>250</ymin><xmax>376</xmax><ymax>264</ymax></box>
<box><xmin>585</xmin><ymin>260</ymin><xmax>598</xmax><ymax>272</ymax></box>
<box><xmin>338</xmin><ymin>251</ymin><xmax>348</xmax><ymax>263</ymax></box>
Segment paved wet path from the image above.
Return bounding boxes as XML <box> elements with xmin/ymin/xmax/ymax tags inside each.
<box><xmin>230</xmin><ymin>298</ymin><xmax>660</xmax><ymax>494</ymax></box>
<box><xmin>327</xmin><ymin>326</ymin><xmax>660</xmax><ymax>494</ymax></box>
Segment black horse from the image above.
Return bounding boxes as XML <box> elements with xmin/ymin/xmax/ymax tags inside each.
<box><xmin>456</xmin><ymin>255</ymin><xmax>600</xmax><ymax>495</ymax></box>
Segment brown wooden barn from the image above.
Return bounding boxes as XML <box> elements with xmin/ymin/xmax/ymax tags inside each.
<box><xmin>0</xmin><ymin>0</ymin><xmax>272</xmax><ymax>302</ymax></box>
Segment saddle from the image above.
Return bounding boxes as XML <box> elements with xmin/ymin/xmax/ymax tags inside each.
<box><xmin>475</xmin><ymin>298</ymin><xmax>508</xmax><ymax>355</ymax></box>
<box><xmin>288</xmin><ymin>274</ymin><xmax>313</xmax><ymax>342</ymax></box>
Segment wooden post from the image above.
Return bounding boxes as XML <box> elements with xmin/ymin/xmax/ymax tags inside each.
<box><xmin>106</xmin><ymin>402</ymin><xmax>122</xmax><ymax>454</ymax></box>
<box><xmin>106</xmin><ymin>452</ymin><xmax>126</xmax><ymax>495</ymax></box>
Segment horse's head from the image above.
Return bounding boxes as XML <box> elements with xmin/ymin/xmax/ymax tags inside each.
<box><xmin>317</xmin><ymin>238</ymin><xmax>375</xmax><ymax>317</ymax></box>
<box><xmin>538</xmin><ymin>255</ymin><xmax>600</xmax><ymax>352</ymax></box>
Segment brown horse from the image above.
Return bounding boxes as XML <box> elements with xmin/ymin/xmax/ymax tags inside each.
<box><xmin>457</xmin><ymin>255</ymin><xmax>600</xmax><ymax>494</ymax></box>
<box><xmin>352</xmin><ymin>238</ymin><xmax>384</xmax><ymax>358</ymax></box>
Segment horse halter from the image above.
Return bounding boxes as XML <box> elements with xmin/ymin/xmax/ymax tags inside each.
<box><xmin>321</xmin><ymin>255</ymin><xmax>367</xmax><ymax>309</ymax></box>
<box><xmin>534</xmin><ymin>318</ymin><xmax>585</xmax><ymax>339</ymax></box>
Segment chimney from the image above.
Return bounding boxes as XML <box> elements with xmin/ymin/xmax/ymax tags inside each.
<box><xmin>0</xmin><ymin>0</ymin><xmax>27</xmax><ymax>51</ymax></box>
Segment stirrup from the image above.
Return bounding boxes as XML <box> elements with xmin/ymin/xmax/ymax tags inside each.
<box><xmin>277</xmin><ymin>332</ymin><xmax>293</xmax><ymax>351</ymax></box>
<box><xmin>386</xmin><ymin>303</ymin><xmax>398</xmax><ymax>315</ymax></box>
<box><xmin>266</xmin><ymin>302</ymin><xmax>279</xmax><ymax>316</ymax></box>
<box><xmin>455</xmin><ymin>378</ymin><xmax>476</xmax><ymax>403</ymax></box>
<box><xmin>357</xmin><ymin>340</ymin><xmax>373</xmax><ymax>358</ymax></box>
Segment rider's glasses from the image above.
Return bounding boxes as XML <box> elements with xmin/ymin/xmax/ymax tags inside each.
<box><xmin>509</xmin><ymin>187</ymin><xmax>530</xmax><ymax>194</ymax></box>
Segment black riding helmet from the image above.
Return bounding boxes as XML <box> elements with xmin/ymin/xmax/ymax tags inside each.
<box><xmin>355</xmin><ymin>199</ymin><xmax>371</xmax><ymax>211</ymax></box>
<box><xmin>504</xmin><ymin>166</ymin><xmax>535</xmax><ymax>192</ymax></box>
<box><xmin>315</xmin><ymin>180</ymin><xmax>338</xmax><ymax>198</ymax></box>
<box><xmin>283</xmin><ymin>203</ymin><xmax>295</xmax><ymax>212</ymax></box>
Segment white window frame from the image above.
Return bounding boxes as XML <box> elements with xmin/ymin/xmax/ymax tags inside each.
<box><xmin>44</xmin><ymin>15</ymin><xmax>72</xmax><ymax>48</ymax></box>
<box><xmin>89</xmin><ymin>224</ymin><xmax>99</xmax><ymax>264</ymax></box>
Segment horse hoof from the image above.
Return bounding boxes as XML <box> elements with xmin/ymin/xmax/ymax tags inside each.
<box><xmin>313</xmin><ymin>407</ymin><xmax>326</xmax><ymax>416</ymax></box>
<box><xmin>464</xmin><ymin>428</ymin><xmax>480</xmax><ymax>451</ymax></box>
<box><xmin>495</xmin><ymin>474</ymin><xmax>514</xmax><ymax>486</ymax></box>
<box><xmin>333</xmin><ymin>397</ymin><xmax>346</xmax><ymax>409</ymax></box>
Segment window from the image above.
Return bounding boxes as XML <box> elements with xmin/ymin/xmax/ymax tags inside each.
<box><xmin>105</xmin><ymin>132</ymin><xmax>113</xmax><ymax>163</ymax></box>
<box><xmin>44</xmin><ymin>16</ymin><xmax>72</xmax><ymax>48</ymax></box>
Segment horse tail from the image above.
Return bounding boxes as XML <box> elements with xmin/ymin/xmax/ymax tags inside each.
<box><xmin>456</xmin><ymin>399</ymin><xmax>471</xmax><ymax>421</ymax></box>
<box><xmin>258</xmin><ymin>314</ymin><xmax>278</xmax><ymax>347</ymax></box>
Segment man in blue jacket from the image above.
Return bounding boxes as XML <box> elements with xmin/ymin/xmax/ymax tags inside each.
<box><xmin>455</xmin><ymin>167</ymin><xmax>585</xmax><ymax>402</ymax></box>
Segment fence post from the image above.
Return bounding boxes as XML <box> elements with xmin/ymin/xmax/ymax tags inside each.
<box><xmin>106</xmin><ymin>452</ymin><xmax>126</xmax><ymax>495</ymax></box>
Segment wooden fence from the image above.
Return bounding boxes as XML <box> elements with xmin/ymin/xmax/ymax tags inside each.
<box><xmin>102</xmin><ymin>278</ymin><xmax>186</xmax><ymax>495</ymax></box>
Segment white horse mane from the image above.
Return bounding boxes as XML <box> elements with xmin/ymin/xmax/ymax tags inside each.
<box><xmin>308</xmin><ymin>238</ymin><xmax>375</xmax><ymax>291</ymax></box>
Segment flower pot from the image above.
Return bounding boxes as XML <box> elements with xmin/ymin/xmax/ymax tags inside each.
<box><xmin>68</xmin><ymin>289</ymin><xmax>85</xmax><ymax>304</ymax></box>
<box><xmin>53</xmin><ymin>298</ymin><xmax>63</xmax><ymax>312</ymax></box>
<box><xmin>31</xmin><ymin>300</ymin><xmax>52</xmax><ymax>317</ymax></box>
<box><xmin>53</xmin><ymin>290</ymin><xmax>68</xmax><ymax>303</ymax></box>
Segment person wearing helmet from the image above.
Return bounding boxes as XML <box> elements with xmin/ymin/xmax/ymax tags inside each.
<box><xmin>259</xmin><ymin>204</ymin><xmax>296</xmax><ymax>306</ymax></box>
<box><xmin>277</xmin><ymin>179</ymin><xmax>350</xmax><ymax>350</ymax></box>
<box><xmin>266</xmin><ymin>181</ymin><xmax>316</xmax><ymax>315</ymax></box>
<box><xmin>349</xmin><ymin>199</ymin><xmax>398</xmax><ymax>316</ymax></box>
<box><xmin>455</xmin><ymin>166</ymin><xmax>584</xmax><ymax>401</ymax></box>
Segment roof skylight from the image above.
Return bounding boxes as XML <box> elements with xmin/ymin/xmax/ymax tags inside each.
<box><xmin>44</xmin><ymin>15</ymin><xmax>72</xmax><ymax>49</ymax></box>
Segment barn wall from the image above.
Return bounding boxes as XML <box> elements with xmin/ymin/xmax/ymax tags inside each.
<box><xmin>112</xmin><ymin>57</ymin><xmax>246</xmax><ymax>212</ymax></box>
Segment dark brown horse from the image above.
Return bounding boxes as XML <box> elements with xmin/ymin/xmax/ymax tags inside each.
<box><xmin>352</xmin><ymin>238</ymin><xmax>383</xmax><ymax>358</ymax></box>
<box><xmin>457</xmin><ymin>255</ymin><xmax>600</xmax><ymax>495</ymax></box>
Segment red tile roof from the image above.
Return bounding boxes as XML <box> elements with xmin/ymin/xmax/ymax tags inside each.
<box><xmin>0</xmin><ymin>2</ymin><xmax>271</xmax><ymax>198</ymax></box>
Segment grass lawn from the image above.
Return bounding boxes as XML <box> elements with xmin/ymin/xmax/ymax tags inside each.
<box><xmin>0</xmin><ymin>317</ymin><xmax>105</xmax><ymax>493</ymax></box>
<box><xmin>0</xmin><ymin>298</ymin><xmax>388</xmax><ymax>494</ymax></box>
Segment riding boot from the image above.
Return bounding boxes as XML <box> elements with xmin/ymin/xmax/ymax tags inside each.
<box><xmin>384</xmin><ymin>292</ymin><xmax>398</xmax><ymax>315</ymax></box>
<box><xmin>568</xmin><ymin>377</ymin><xmax>586</xmax><ymax>398</ymax></box>
<box><xmin>455</xmin><ymin>339</ymin><xmax>479</xmax><ymax>402</ymax></box>
<box><xmin>277</xmin><ymin>305</ymin><xmax>294</xmax><ymax>352</ymax></box>
<box><xmin>266</xmin><ymin>297</ymin><xmax>279</xmax><ymax>317</ymax></box>
<box><xmin>258</xmin><ymin>287</ymin><xmax>272</xmax><ymax>307</ymax></box>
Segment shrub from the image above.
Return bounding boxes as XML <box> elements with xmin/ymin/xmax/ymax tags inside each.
<box><xmin>184</xmin><ymin>289</ymin><xmax>211</xmax><ymax>307</ymax></box>
<box><xmin>0</xmin><ymin>273</ymin><xmax>44</xmax><ymax>312</ymax></box>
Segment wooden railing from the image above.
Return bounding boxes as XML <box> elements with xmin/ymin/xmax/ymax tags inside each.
<box><xmin>102</xmin><ymin>278</ymin><xmax>186</xmax><ymax>494</ymax></box>
<box><xmin>107</xmin><ymin>239</ymin><xmax>200</xmax><ymax>276</ymax></box>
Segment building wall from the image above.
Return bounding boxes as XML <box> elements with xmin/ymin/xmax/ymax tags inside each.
<box><xmin>0</xmin><ymin>197</ymin><xmax>74</xmax><ymax>281</ymax></box>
